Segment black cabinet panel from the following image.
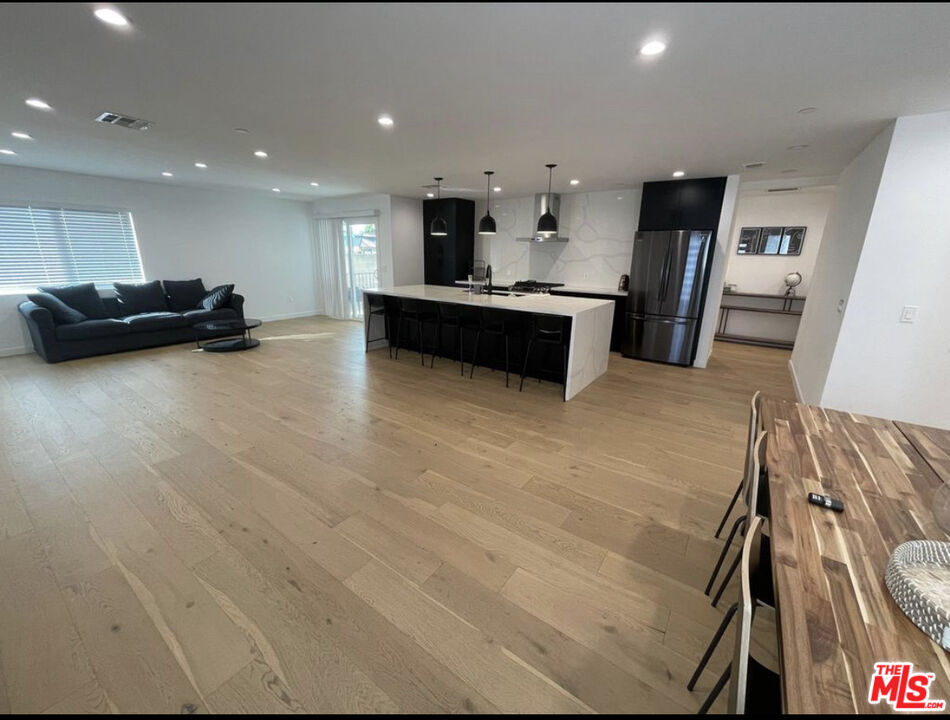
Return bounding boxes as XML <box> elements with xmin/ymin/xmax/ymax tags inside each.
<box><xmin>638</xmin><ymin>177</ymin><xmax>727</xmax><ymax>231</ymax></box>
<box><xmin>423</xmin><ymin>198</ymin><xmax>474</xmax><ymax>286</ymax></box>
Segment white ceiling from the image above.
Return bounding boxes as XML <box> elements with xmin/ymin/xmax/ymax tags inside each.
<box><xmin>1</xmin><ymin>3</ymin><xmax>949</xmax><ymax>201</ymax></box>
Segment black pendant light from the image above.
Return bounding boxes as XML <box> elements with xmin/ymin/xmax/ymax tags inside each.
<box><xmin>478</xmin><ymin>171</ymin><xmax>496</xmax><ymax>235</ymax></box>
<box><xmin>430</xmin><ymin>177</ymin><xmax>448</xmax><ymax>237</ymax></box>
<box><xmin>537</xmin><ymin>163</ymin><xmax>558</xmax><ymax>236</ymax></box>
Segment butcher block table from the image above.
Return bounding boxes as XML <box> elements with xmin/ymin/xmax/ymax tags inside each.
<box><xmin>760</xmin><ymin>397</ymin><xmax>950</xmax><ymax>713</ymax></box>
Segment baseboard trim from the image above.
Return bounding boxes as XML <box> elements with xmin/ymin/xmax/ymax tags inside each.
<box><xmin>0</xmin><ymin>345</ymin><xmax>29</xmax><ymax>358</ymax></box>
<box><xmin>787</xmin><ymin>357</ymin><xmax>803</xmax><ymax>402</ymax></box>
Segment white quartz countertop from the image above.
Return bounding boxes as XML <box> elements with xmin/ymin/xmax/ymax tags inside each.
<box><xmin>363</xmin><ymin>285</ymin><xmax>613</xmax><ymax>318</ymax></box>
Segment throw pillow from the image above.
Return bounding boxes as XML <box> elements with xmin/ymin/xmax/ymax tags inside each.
<box><xmin>114</xmin><ymin>280</ymin><xmax>169</xmax><ymax>315</ymax></box>
<box><xmin>200</xmin><ymin>284</ymin><xmax>234</xmax><ymax>310</ymax></box>
<box><xmin>163</xmin><ymin>278</ymin><xmax>206</xmax><ymax>312</ymax></box>
<box><xmin>27</xmin><ymin>292</ymin><xmax>87</xmax><ymax>324</ymax></box>
<box><xmin>38</xmin><ymin>282</ymin><xmax>108</xmax><ymax>319</ymax></box>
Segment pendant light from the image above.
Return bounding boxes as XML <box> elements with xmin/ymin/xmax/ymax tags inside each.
<box><xmin>478</xmin><ymin>171</ymin><xmax>496</xmax><ymax>235</ymax></box>
<box><xmin>430</xmin><ymin>177</ymin><xmax>448</xmax><ymax>237</ymax></box>
<box><xmin>536</xmin><ymin>163</ymin><xmax>558</xmax><ymax>236</ymax></box>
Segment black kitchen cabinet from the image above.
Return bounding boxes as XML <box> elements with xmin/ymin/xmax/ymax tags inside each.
<box><xmin>549</xmin><ymin>289</ymin><xmax>626</xmax><ymax>352</ymax></box>
<box><xmin>423</xmin><ymin>198</ymin><xmax>474</xmax><ymax>286</ymax></box>
<box><xmin>638</xmin><ymin>177</ymin><xmax>727</xmax><ymax>231</ymax></box>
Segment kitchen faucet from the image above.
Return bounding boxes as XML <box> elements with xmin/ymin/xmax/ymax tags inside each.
<box><xmin>485</xmin><ymin>265</ymin><xmax>493</xmax><ymax>295</ymax></box>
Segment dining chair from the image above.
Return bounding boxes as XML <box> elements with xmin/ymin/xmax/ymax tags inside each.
<box><xmin>690</xmin><ymin>433</ymin><xmax>773</xmax><ymax>694</ymax></box>
<box><xmin>695</xmin><ymin>514</ymin><xmax>781</xmax><ymax>714</ymax></box>
<box><xmin>714</xmin><ymin>391</ymin><xmax>762</xmax><ymax>538</ymax></box>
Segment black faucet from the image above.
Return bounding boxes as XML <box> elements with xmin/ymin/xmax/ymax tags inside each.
<box><xmin>485</xmin><ymin>265</ymin><xmax>493</xmax><ymax>295</ymax></box>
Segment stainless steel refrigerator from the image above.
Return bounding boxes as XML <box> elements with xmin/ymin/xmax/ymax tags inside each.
<box><xmin>621</xmin><ymin>230</ymin><xmax>712</xmax><ymax>366</ymax></box>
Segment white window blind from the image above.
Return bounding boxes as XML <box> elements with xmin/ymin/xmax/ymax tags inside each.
<box><xmin>0</xmin><ymin>204</ymin><xmax>145</xmax><ymax>290</ymax></box>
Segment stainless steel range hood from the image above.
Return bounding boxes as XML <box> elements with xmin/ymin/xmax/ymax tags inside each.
<box><xmin>517</xmin><ymin>194</ymin><xmax>569</xmax><ymax>243</ymax></box>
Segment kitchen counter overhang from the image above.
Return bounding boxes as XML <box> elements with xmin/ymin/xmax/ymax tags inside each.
<box><xmin>362</xmin><ymin>285</ymin><xmax>613</xmax><ymax>400</ymax></box>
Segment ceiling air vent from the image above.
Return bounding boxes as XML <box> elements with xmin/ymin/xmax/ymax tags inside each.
<box><xmin>95</xmin><ymin>111</ymin><xmax>153</xmax><ymax>131</ymax></box>
<box><xmin>768</xmin><ymin>187</ymin><xmax>800</xmax><ymax>193</ymax></box>
<box><xmin>743</xmin><ymin>161</ymin><xmax>766</xmax><ymax>169</ymax></box>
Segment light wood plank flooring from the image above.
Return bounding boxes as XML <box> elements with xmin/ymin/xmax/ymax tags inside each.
<box><xmin>0</xmin><ymin>316</ymin><xmax>794</xmax><ymax>713</ymax></box>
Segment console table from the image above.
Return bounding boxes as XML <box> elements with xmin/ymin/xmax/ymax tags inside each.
<box><xmin>715</xmin><ymin>291</ymin><xmax>805</xmax><ymax>349</ymax></box>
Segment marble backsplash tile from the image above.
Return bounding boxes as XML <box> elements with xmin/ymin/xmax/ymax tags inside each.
<box><xmin>475</xmin><ymin>189</ymin><xmax>640</xmax><ymax>289</ymax></box>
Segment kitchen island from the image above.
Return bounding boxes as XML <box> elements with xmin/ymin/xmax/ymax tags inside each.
<box><xmin>363</xmin><ymin>285</ymin><xmax>613</xmax><ymax>400</ymax></box>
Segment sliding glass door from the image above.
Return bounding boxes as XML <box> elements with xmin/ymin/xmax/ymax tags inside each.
<box><xmin>342</xmin><ymin>219</ymin><xmax>378</xmax><ymax>319</ymax></box>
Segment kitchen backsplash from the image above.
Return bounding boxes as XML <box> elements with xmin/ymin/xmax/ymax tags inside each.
<box><xmin>474</xmin><ymin>189</ymin><xmax>641</xmax><ymax>289</ymax></box>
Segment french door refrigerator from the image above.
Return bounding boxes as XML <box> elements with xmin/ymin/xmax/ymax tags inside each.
<box><xmin>621</xmin><ymin>230</ymin><xmax>712</xmax><ymax>366</ymax></box>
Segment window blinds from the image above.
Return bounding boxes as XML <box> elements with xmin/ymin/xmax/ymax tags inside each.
<box><xmin>0</xmin><ymin>204</ymin><xmax>144</xmax><ymax>290</ymax></box>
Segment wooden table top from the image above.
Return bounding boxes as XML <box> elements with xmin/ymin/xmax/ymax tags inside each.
<box><xmin>760</xmin><ymin>397</ymin><xmax>950</xmax><ymax>714</ymax></box>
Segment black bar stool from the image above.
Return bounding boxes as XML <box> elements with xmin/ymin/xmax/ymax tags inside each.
<box><xmin>469</xmin><ymin>309</ymin><xmax>518</xmax><ymax>387</ymax></box>
<box><xmin>432</xmin><ymin>303</ymin><xmax>472</xmax><ymax>373</ymax></box>
<box><xmin>364</xmin><ymin>293</ymin><xmax>391</xmax><ymax>357</ymax></box>
<box><xmin>394</xmin><ymin>298</ymin><xmax>438</xmax><ymax>366</ymax></box>
<box><xmin>519</xmin><ymin>314</ymin><xmax>568</xmax><ymax>397</ymax></box>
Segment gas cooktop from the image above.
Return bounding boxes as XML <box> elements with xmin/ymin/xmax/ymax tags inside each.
<box><xmin>508</xmin><ymin>280</ymin><xmax>565</xmax><ymax>294</ymax></box>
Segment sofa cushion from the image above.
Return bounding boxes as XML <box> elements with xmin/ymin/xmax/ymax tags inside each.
<box><xmin>122</xmin><ymin>312</ymin><xmax>190</xmax><ymax>333</ymax></box>
<box><xmin>55</xmin><ymin>318</ymin><xmax>131</xmax><ymax>341</ymax></box>
<box><xmin>114</xmin><ymin>280</ymin><xmax>169</xmax><ymax>315</ymax></box>
<box><xmin>200</xmin><ymin>284</ymin><xmax>235</xmax><ymax>310</ymax></box>
<box><xmin>163</xmin><ymin>278</ymin><xmax>207</xmax><ymax>312</ymax></box>
<box><xmin>181</xmin><ymin>308</ymin><xmax>239</xmax><ymax>325</ymax></box>
<box><xmin>27</xmin><ymin>292</ymin><xmax>87</xmax><ymax>325</ymax></box>
<box><xmin>38</xmin><ymin>282</ymin><xmax>108</xmax><ymax>319</ymax></box>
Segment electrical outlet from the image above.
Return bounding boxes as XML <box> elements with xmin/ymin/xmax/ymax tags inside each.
<box><xmin>900</xmin><ymin>305</ymin><xmax>919</xmax><ymax>323</ymax></box>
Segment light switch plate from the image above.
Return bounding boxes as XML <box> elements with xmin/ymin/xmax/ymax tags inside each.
<box><xmin>900</xmin><ymin>305</ymin><xmax>919</xmax><ymax>323</ymax></box>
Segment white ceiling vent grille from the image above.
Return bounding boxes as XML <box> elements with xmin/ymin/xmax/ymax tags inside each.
<box><xmin>95</xmin><ymin>111</ymin><xmax>153</xmax><ymax>131</ymax></box>
<box><xmin>743</xmin><ymin>161</ymin><xmax>766</xmax><ymax>169</ymax></box>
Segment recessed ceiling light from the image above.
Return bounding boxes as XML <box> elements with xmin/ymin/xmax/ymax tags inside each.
<box><xmin>253</xmin><ymin>150</ymin><xmax>268</xmax><ymax>158</ymax></box>
<box><xmin>94</xmin><ymin>7</ymin><xmax>130</xmax><ymax>27</ymax></box>
<box><xmin>310</xmin><ymin>181</ymin><xmax>320</xmax><ymax>187</ymax></box>
<box><xmin>493</xmin><ymin>186</ymin><xmax>501</xmax><ymax>192</ymax></box>
<box><xmin>161</xmin><ymin>171</ymin><xmax>173</xmax><ymax>177</ymax></box>
<box><xmin>11</xmin><ymin>131</ymin><xmax>32</xmax><ymax>140</ymax></box>
<box><xmin>569</xmin><ymin>179</ymin><xmax>580</xmax><ymax>185</ymax></box>
<box><xmin>787</xmin><ymin>144</ymin><xmax>809</xmax><ymax>150</ymax></box>
<box><xmin>672</xmin><ymin>170</ymin><xmax>686</xmax><ymax>178</ymax></box>
<box><xmin>377</xmin><ymin>114</ymin><xmax>394</xmax><ymax>128</ymax></box>
<box><xmin>797</xmin><ymin>107</ymin><xmax>817</xmax><ymax>114</ymax></box>
<box><xmin>233</xmin><ymin>128</ymin><xmax>249</xmax><ymax>134</ymax></box>
<box><xmin>25</xmin><ymin>98</ymin><xmax>52</xmax><ymax>111</ymax></box>
<box><xmin>617</xmin><ymin>196</ymin><xmax>624</xmax><ymax>200</ymax></box>
<box><xmin>639</xmin><ymin>40</ymin><xmax>667</xmax><ymax>56</ymax></box>
<box><xmin>272</xmin><ymin>188</ymin><xmax>281</xmax><ymax>193</ymax></box>
<box><xmin>0</xmin><ymin>149</ymin><xmax>17</xmax><ymax>156</ymax></box>
<box><xmin>426</xmin><ymin>192</ymin><xmax>434</xmax><ymax>198</ymax></box>
<box><xmin>194</xmin><ymin>162</ymin><xmax>207</xmax><ymax>169</ymax></box>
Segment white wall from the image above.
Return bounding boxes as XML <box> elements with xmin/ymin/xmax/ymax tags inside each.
<box><xmin>475</xmin><ymin>189</ymin><xmax>642</xmax><ymax>290</ymax></box>
<box><xmin>693</xmin><ymin>174</ymin><xmax>741</xmax><ymax>368</ymax></box>
<box><xmin>724</xmin><ymin>187</ymin><xmax>835</xmax><ymax>296</ymax></box>
<box><xmin>390</xmin><ymin>196</ymin><xmax>424</xmax><ymax>285</ymax></box>
<box><xmin>0</xmin><ymin>164</ymin><xmax>316</xmax><ymax>356</ymax></box>
<box><xmin>819</xmin><ymin>112</ymin><xmax>950</xmax><ymax>428</ymax></box>
<box><xmin>791</xmin><ymin>124</ymin><xmax>894</xmax><ymax>404</ymax></box>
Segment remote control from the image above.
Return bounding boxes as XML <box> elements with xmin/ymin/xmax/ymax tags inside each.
<box><xmin>807</xmin><ymin>492</ymin><xmax>844</xmax><ymax>513</ymax></box>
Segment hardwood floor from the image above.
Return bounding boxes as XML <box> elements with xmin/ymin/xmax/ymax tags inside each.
<box><xmin>0</xmin><ymin>316</ymin><xmax>795</xmax><ymax>713</ymax></box>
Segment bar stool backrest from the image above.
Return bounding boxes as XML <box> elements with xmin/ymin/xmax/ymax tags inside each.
<box><xmin>533</xmin><ymin>313</ymin><xmax>565</xmax><ymax>342</ymax></box>
<box><xmin>728</xmin><ymin>513</ymin><xmax>765</xmax><ymax>714</ymax></box>
<box><xmin>367</xmin><ymin>292</ymin><xmax>385</xmax><ymax>312</ymax></box>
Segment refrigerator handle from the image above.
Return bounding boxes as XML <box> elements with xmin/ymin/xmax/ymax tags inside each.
<box><xmin>660</xmin><ymin>244</ymin><xmax>673</xmax><ymax>302</ymax></box>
